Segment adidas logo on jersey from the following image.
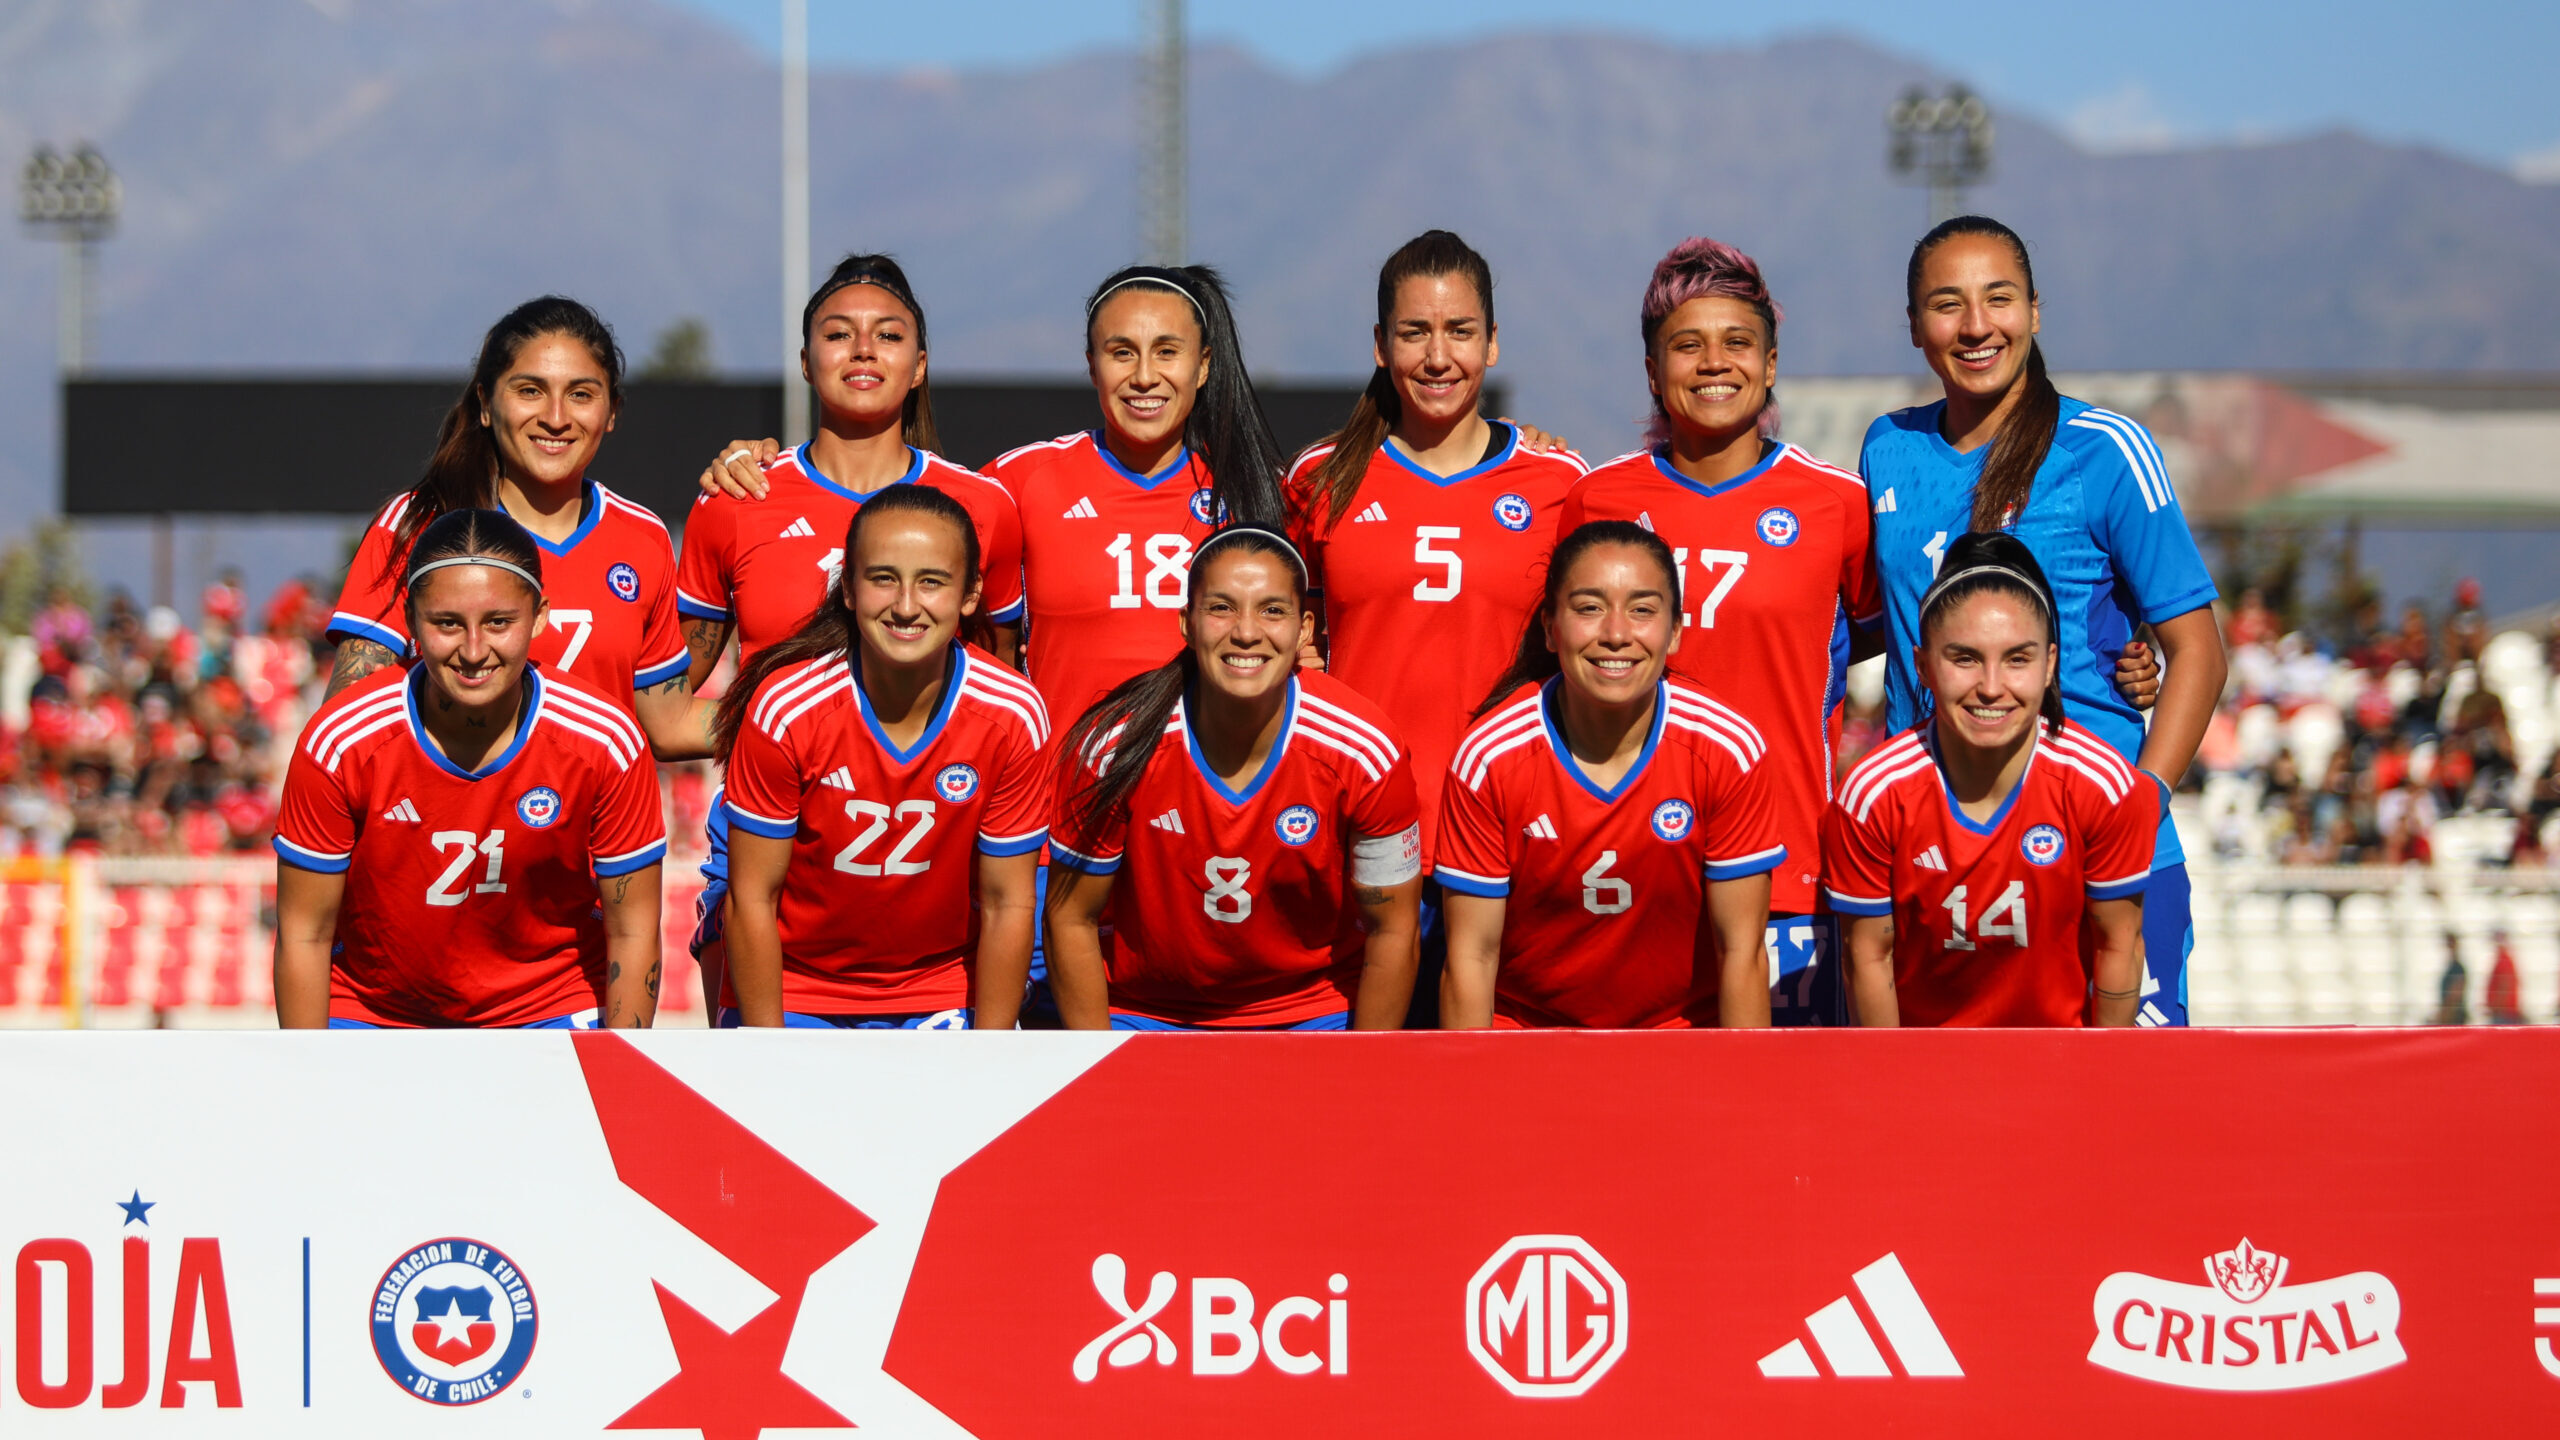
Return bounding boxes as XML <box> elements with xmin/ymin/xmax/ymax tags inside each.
<box><xmin>1758</xmin><ymin>1253</ymin><xmax>1962</xmax><ymax>1380</ymax></box>
<box><xmin>780</xmin><ymin>516</ymin><xmax>818</xmax><ymax>539</ymax></box>
<box><xmin>1874</xmin><ymin>488</ymin><xmax>1898</xmax><ymax>515</ymax></box>
<box><xmin>382</xmin><ymin>798</ymin><xmax>421</xmax><ymax>823</ymax></box>
<box><xmin>1636</xmin><ymin>511</ymin><xmax>1656</xmax><ymax>532</ymax></box>
<box><xmin>1062</xmin><ymin>496</ymin><xmax>1100</xmax><ymax>519</ymax></box>
<box><xmin>1352</xmin><ymin>502</ymin><xmax>1389</xmax><ymax>523</ymax></box>
<box><xmin>1913</xmin><ymin>846</ymin><xmax>1946</xmax><ymax>871</ymax></box>
<box><xmin>1523</xmin><ymin>814</ymin><xmax>1559</xmax><ymax>840</ymax></box>
<box><xmin>820</xmin><ymin>767</ymin><xmax>858</xmax><ymax>792</ymax></box>
<box><xmin>1149</xmin><ymin>809</ymin><xmax>1185</xmax><ymax>834</ymax></box>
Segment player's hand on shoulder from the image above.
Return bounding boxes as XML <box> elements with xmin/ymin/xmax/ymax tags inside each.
<box><xmin>1500</xmin><ymin>417</ymin><xmax>1572</xmax><ymax>454</ymax></box>
<box><xmin>697</xmin><ymin>438</ymin><xmax>784</xmax><ymax>501</ymax></box>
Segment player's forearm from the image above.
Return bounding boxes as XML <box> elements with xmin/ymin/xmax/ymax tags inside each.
<box><xmin>723</xmin><ymin>894</ymin><xmax>787</xmax><ymax>1026</ymax></box>
<box><xmin>987</xmin><ymin>622</ymin><xmax>1022</xmax><ymax>671</ymax></box>
<box><xmin>2088</xmin><ymin>899</ymin><xmax>2145</xmax><ymax>1028</ymax></box>
<box><xmin>599</xmin><ymin>868</ymin><xmax>663</xmax><ymax>1029</ymax></box>
<box><xmin>2135</xmin><ymin>608</ymin><xmax>2226</xmax><ymax>789</ymax></box>
<box><xmin>273</xmin><ymin>937</ymin><xmax>335</xmax><ymax>1029</ymax></box>
<box><xmin>1043</xmin><ymin>919</ymin><xmax>1111</xmax><ymax>1030</ymax></box>
<box><xmin>679</xmin><ymin>617</ymin><xmax>732</xmax><ymax>694</ymax></box>
<box><xmin>1846</xmin><ymin>919</ymin><xmax>1900</xmax><ymax>1027</ymax></box>
<box><xmin>634</xmin><ymin>681</ymin><xmax>716</xmax><ymax>764</ymax></box>
<box><xmin>1709</xmin><ymin>877</ymin><xmax>1772</xmax><ymax>1028</ymax></box>
<box><xmin>1348</xmin><ymin>884</ymin><xmax>1420</xmax><ymax>1031</ymax></box>
<box><xmin>1437</xmin><ymin>897</ymin><xmax>1503</xmax><ymax>1029</ymax></box>
<box><xmin>969</xmin><ymin>869</ymin><xmax>1036</xmax><ymax>1030</ymax></box>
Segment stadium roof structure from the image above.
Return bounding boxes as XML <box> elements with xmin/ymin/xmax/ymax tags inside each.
<box><xmin>1779</xmin><ymin>373</ymin><xmax>2560</xmax><ymax>525</ymax></box>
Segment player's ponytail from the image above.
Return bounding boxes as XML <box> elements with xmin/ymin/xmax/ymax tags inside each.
<box><xmin>712</xmin><ymin>484</ymin><xmax>985</xmax><ymax>763</ymax></box>
<box><xmin>1305</xmin><ymin>230</ymin><xmax>1496</xmax><ymax>527</ymax></box>
<box><xmin>398</xmin><ymin>296</ymin><xmax>625</xmax><ymax>552</ymax></box>
<box><xmin>802</xmin><ymin>253</ymin><xmax>941</xmax><ymax>453</ymax></box>
<box><xmin>1641</xmin><ymin>236</ymin><xmax>1782</xmax><ymax>446</ymax></box>
<box><xmin>1919</xmin><ymin>530</ymin><xmax>2067</xmax><ymax>737</ymax></box>
<box><xmin>1905</xmin><ymin>216</ymin><xmax>2058</xmax><ymax>533</ymax></box>
<box><xmin>1055</xmin><ymin>526</ymin><xmax>1308</xmax><ymax>849</ymax></box>
<box><xmin>1085</xmin><ymin>265</ymin><xmax>1290</xmax><ymax>530</ymax></box>
<box><xmin>1472</xmin><ymin>521</ymin><xmax>1682</xmax><ymax>720</ymax></box>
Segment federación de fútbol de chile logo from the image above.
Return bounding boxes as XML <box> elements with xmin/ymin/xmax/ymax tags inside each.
<box><xmin>372</xmin><ymin>1238</ymin><xmax>538</xmax><ymax>1406</ymax></box>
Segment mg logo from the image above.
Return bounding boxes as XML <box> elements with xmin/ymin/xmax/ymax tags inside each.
<box><xmin>1465</xmin><ymin>1235</ymin><xmax>1629</xmax><ymax>1398</ymax></box>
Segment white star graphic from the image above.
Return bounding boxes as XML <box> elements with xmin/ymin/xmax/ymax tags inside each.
<box><xmin>421</xmin><ymin>1295</ymin><xmax>484</xmax><ymax>1350</ymax></box>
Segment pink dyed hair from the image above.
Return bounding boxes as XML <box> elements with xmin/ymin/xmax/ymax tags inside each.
<box><xmin>1640</xmin><ymin>236</ymin><xmax>1782</xmax><ymax>446</ymax></box>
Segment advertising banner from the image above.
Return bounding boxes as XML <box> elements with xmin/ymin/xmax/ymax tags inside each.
<box><xmin>2</xmin><ymin>1028</ymin><xmax>2555</xmax><ymax>1436</ymax></box>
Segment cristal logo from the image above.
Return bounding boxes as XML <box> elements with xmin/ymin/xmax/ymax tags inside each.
<box><xmin>1073</xmin><ymin>1254</ymin><xmax>1348</xmax><ymax>1382</ymax></box>
<box><xmin>1466</xmin><ymin>1235</ymin><xmax>1628</xmax><ymax>1398</ymax></box>
<box><xmin>2089</xmin><ymin>1238</ymin><xmax>2404</xmax><ymax>1391</ymax></box>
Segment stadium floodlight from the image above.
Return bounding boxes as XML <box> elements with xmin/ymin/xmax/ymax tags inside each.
<box><xmin>20</xmin><ymin>143</ymin><xmax>119</xmax><ymax>374</ymax></box>
<box><xmin>1886</xmin><ymin>85</ymin><xmax>1992</xmax><ymax>226</ymax></box>
<box><xmin>780</xmin><ymin>0</ymin><xmax>810</xmax><ymax>442</ymax></box>
<box><xmin>1142</xmin><ymin>0</ymin><xmax>1185</xmax><ymax>265</ymax></box>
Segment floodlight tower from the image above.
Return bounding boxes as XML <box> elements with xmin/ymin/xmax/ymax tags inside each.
<box><xmin>1142</xmin><ymin>0</ymin><xmax>1186</xmax><ymax>265</ymax></box>
<box><xmin>781</xmin><ymin>0</ymin><xmax>811</xmax><ymax>442</ymax></box>
<box><xmin>20</xmin><ymin>144</ymin><xmax>119</xmax><ymax>375</ymax></box>
<box><xmin>1887</xmin><ymin>85</ymin><xmax>1993</xmax><ymax>225</ymax></box>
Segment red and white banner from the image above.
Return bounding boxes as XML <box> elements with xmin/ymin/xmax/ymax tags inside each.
<box><xmin>2</xmin><ymin>1028</ymin><xmax>2557</xmax><ymax>1435</ymax></box>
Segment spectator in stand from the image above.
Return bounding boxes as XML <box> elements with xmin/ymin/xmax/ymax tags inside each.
<box><xmin>2226</xmin><ymin>587</ymin><xmax>2281</xmax><ymax>651</ymax></box>
<box><xmin>2443</xmin><ymin>578</ymin><xmax>2488</xmax><ymax>668</ymax></box>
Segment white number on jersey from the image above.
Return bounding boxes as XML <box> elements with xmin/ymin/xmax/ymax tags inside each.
<box><xmin>834</xmin><ymin>799</ymin><xmax>937</xmax><ymax>877</ymax></box>
<box><xmin>820</xmin><ymin>548</ymin><xmax>845</xmax><ymax>584</ymax></box>
<box><xmin>1941</xmin><ymin>880</ymin><xmax>2028</xmax><ymax>952</ymax></box>
<box><xmin>1203</xmin><ymin>856</ymin><xmax>1254</xmax><ymax>922</ymax></box>
<box><xmin>1107</xmin><ymin>533</ymin><xmax>1193</xmax><ymax>610</ymax></box>
<box><xmin>1413</xmin><ymin>526</ymin><xmax>1464</xmax><ymax>602</ymax></box>
<box><xmin>1581</xmin><ymin>850</ymin><xmax>1632</xmax><ymax>915</ymax></box>
<box><xmin>549</xmin><ymin>609</ymin><xmax>594</xmax><ymax>671</ymax></box>
<box><xmin>1669</xmin><ymin>548</ymin><xmax>1750</xmax><ymax>628</ymax></box>
<box><xmin>426</xmin><ymin>829</ymin><xmax>507</xmax><ymax>907</ymax></box>
<box><xmin>1922</xmin><ymin>530</ymin><xmax>1948</xmax><ymax>576</ymax></box>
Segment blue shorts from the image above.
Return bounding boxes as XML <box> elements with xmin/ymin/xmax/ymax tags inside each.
<box><xmin>1107</xmin><ymin>1010</ymin><xmax>1350</xmax><ymax>1031</ymax></box>
<box><xmin>327</xmin><ymin>1010</ymin><xmax>595</xmax><ymax>1030</ymax></box>
<box><xmin>714</xmin><ymin>1007</ymin><xmax>972</xmax><ymax>1030</ymax></box>
<box><xmin>2140</xmin><ymin>862</ymin><xmax>2193</xmax><ymax>1028</ymax></box>
<box><xmin>1767</xmin><ymin>912</ymin><xmax>1846</xmax><ymax>1027</ymax></box>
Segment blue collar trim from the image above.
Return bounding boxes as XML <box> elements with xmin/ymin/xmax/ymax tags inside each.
<box><xmin>854</xmin><ymin>643</ymin><xmax>965</xmax><ymax>765</ymax></box>
<box><xmin>1379</xmin><ymin>421</ymin><xmax>1518</xmax><ymax>487</ymax></box>
<box><xmin>529</xmin><ymin>481</ymin><xmax>603</xmax><ymax>557</ymax></box>
<box><xmin>1183</xmin><ymin>676</ymin><xmax>1297</xmax><ymax>805</ymax></box>
<box><xmin>797</xmin><ymin>441</ymin><xmax>924</xmax><ymax>504</ymax></box>
<box><xmin>1929</xmin><ymin>725</ymin><xmax>2038</xmax><ymax>836</ymax></box>
<box><xmin>406</xmin><ymin>663</ymin><xmax>542</xmax><ymax>781</ymax></box>
<box><xmin>1646</xmin><ymin>439</ymin><xmax>1786</xmax><ymax>499</ymax></box>
<box><xmin>1541</xmin><ymin>676</ymin><xmax>1665</xmax><ymax>804</ymax></box>
<box><xmin>1092</xmin><ymin>431</ymin><xmax>1194</xmax><ymax>491</ymax></box>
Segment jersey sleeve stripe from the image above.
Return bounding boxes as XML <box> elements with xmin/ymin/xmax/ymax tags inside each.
<box><xmin>722</xmin><ymin>799</ymin><xmax>798</xmax><ymax>839</ymax></box>
<box><xmin>1048</xmin><ymin>839</ymin><xmax>1122</xmax><ymax>874</ymax></box>
<box><xmin>376</xmin><ymin>492</ymin><xmax>411</xmax><ymax>531</ymax></box>
<box><xmin>1433</xmin><ymin>866</ymin><xmax>1510</xmax><ymax>897</ymax></box>
<box><xmin>538</xmin><ymin>708</ymin><xmax>642</xmax><ymax>771</ymax></box>
<box><xmin>326</xmin><ymin>612</ymin><xmax>411</xmax><ymax>655</ymax></box>
<box><xmin>317</xmin><ymin>706</ymin><xmax>410</xmax><ymax>773</ymax></box>
<box><xmin>960</xmin><ymin>659</ymin><xmax>1053</xmax><ymax>730</ymax></box>
<box><xmin>304</xmin><ymin>688</ymin><xmax>406</xmax><ymax>760</ymax></box>
<box><xmin>770</xmin><ymin>673</ymin><xmax>851</xmax><ymax>739</ymax></box>
<box><xmin>1850</xmin><ymin>751</ymin><xmax>1938</xmax><ymax>822</ymax></box>
<box><xmin>990</xmin><ymin>433</ymin><xmax>1086</xmax><ymax>470</ymax></box>
<box><xmin>1667</xmin><ymin>700</ymin><xmax>1766</xmax><ymax>766</ymax></box>
<box><xmin>674</xmin><ymin>590</ymin><xmax>732</xmax><ymax>621</ymax></box>
<box><xmin>1823</xmin><ymin>887</ymin><xmax>1895</xmax><ymax>917</ymax></box>
<box><xmin>1782</xmin><ymin>444</ymin><xmax>1869</xmax><ymax>489</ymax></box>
<box><xmin>985</xmin><ymin>595</ymin><xmax>1027</xmax><ymax>624</ymax></box>
<box><xmin>958</xmin><ymin>677</ymin><xmax>1050</xmax><ymax>747</ymax></box>
<box><xmin>2043</xmin><ymin>747</ymin><xmax>2133</xmax><ymax>804</ymax></box>
<box><xmin>1297</xmin><ymin>693</ymin><xmax>1400</xmax><ymax>760</ymax></box>
<box><xmin>1297</xmin><ymin>705</ymin><xmax>1396</xmax><ymax>775</ymax></box>
<box><xmin>594</xmin><ymin>840</ymin><xmax>669</xmax><ymax>876</ymax></box>
<box><xmin>1705</xmin><ymin>842</ymin><xmax>1787</xmax><ymax>880</ymax></box>
<box><xmin>751</xmin><ymin>657</ymin><xmax>843</xmax><ymax>735</ymax></box>
<box><xmin>976</xmin><ymin>826</ymin><xmax>1049</xmax><ymax>856</ymax></box>
<box><xmin>1296</xmin><ymin>728</ymin><xmax>1386</xmax><ymax>782</ymax></box>
<box><xmin>1664</xmin><ymin>714</ymin><xmax>1751</xmax><ymax>770</ymax></box>
<box><xmin>2049</xmin><ymin>724</ymin><xmax>2138</xmax><ymax>780</ymax></box>
<box><xmin>2086</xmin><ymin>868</ymin><xmax>2153</xmax><ymax>900</ymax></box>
<box><xmin>1665</xmin><ymin>686</ymin><xmax>1769</xmax><ymax>760</ymax></box>
<box><xmin>272</xmin><ymin>835</ymin><xmax>353</xmax><ymax>873</ymax></box>
<box><xmin>1452</xmin><ymin>695</ymin><xmax>1544</xmax><ymax>778</ymax></box>
<box><xmin>633</xmin><ymin>650</ymin><xmax>690</xmax><ymax>690</ymax></box>
<box><xmin>1838</xmin><ymin>734</ymin><xmax>1928</xmax><ymax>813</ymax></box>
<box><xmin>2081</xmin><ymin>407</ymin><xmax>2176</xmax><ymax>500</ymax></box>
<box><xmin>598</xmin><ymin>489</ymin><xmax>671</xmax><ymax>533</ymax></box>
<box><xmin>1462</xmin><ymin>723</ymin><xmax>1550</xmax><ymax>791</ymax></box>
<box><xmin>544</xmin><ymin>678</ymin><xmax>650</xmax><ymax>748</ymax></box>
<box><xmin>2067</xmin><ymin>413</ymin><xmax>2169</xmax><ymax>513</ymax></box>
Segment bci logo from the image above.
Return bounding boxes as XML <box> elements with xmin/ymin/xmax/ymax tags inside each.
<box><xmin>1073</xmin><ymin>1253</ymin><xmax>1349</xmax><ymax>1381</ymax></box>
<box><xmin>1466</xmin><ymin>1235</ymin><xmax>1629</xmax><ymax>1397</ymax></box>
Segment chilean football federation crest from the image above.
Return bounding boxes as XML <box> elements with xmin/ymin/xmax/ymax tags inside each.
<box><xmin>935</xmin><ymin>763</ymin><xmax>981</xmax><ymax>804</ymax></box>
<box><xmin>1188</xmin><ymin>489</ymin><xmax>1225</xmax><ymax>526</ymax></box>
<box><xmin>372</xmin><ymin>1238</ymin><xmax>538</xmax><ymax>1405</ymax></box>
<box><xmin>1651</xmin><ymin>799</ymin><xmax>1695</xmax><ymax>842</ymax></box>
<box><xmin>1493</xmin><ymin>493</ymin><xmax>1534</xmax><ymax>532</ymax></box>
<box><xmin>607</xmin><ymin>562</ymin><xmax>641</xmax><ymax>602</ymax></box>
<box><xmin>1755</xmin><ymin>506</ymin><xmax>1801</xmax><ymax>547</ymax></box>
<box><xmin>1275</xmin><ymin>804</ymin><xmax>1321</xmax><ymax>846</ymax></box>
<box><xmin>2021</xmin><ymin>824</ymin><xmax>2066</xmax><ymax>866</ymax></box>
<box><xmin>516</xmin><ymin>787</ymin><xmax>563</xmax><ymax>829</ymax></box>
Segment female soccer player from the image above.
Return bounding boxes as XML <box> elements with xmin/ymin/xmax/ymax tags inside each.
<box><xmin>1862</xmin><ymin>217</ymin><xmax>2227</xmax><ymax>1026</ymax></box>
<box><xmin>715</xmin><ymin>484</ymin><xmax>1049</xmax><ymax>1029</ymax></box>
<box><xmin>1824</xmin><ymin>534</ymin><xmax>2153</xmax><ymax>1026</ymax></box>
<box><xmin>1045</xmin><ymin>527</ymin><xmax>1423</xmax><ymax>1030</ymax></box>
<box><xmin>1438</xmin><ymin>521</ymin><xmax>1782</xmax><ymax>1029</ymax></box>
<box><xmin>324</xmin><ymin>297</ymin><xmax>710</xmax><ymax>757</ymax></box>
<box><xmin>275</xmin><ymin>509</ymin><xmax>666</xmax><ymax>1029</ymax></box>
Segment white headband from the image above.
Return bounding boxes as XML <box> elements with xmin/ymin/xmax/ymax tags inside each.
<box><xmin>1087</xmin><ymin>274</ymin><xmax>1207</xmax><ymax>329</ymax></box>
<box><xmin>1190</xmin><ymin>525</ymin><xmax>1308</xmax><ymax>585</ymax></box>
<box><xmin>409</xmin><ymin>555</ymin><xmax>543</xmax><ymax>595</ymax></box>
<box><xmin>1921</xmin><ymin>562</ymin><xmax>2051</xmax><ymax>622</ymax></box>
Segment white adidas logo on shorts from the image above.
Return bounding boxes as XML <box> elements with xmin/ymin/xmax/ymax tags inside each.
<box><xmin>1758</xmin><ymin>1253</ymin><xmax>1962</xmax><ymax>1379</ymax></box>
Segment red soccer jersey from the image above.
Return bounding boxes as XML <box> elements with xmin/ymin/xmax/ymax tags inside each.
<box><xmin>1437</xmin><ymin>678</ymin><xmax>1785</xmax><ymax>1028</ymax></box>
<box><xmin>274</xmin><ymin>665</ymin><xmax>667</xmax><ymax>1027</ymax></box>
<box><xmin>674</xmin><ymin>444</ymin><xmax>1026</xmax><ymax>664</ymax></box>
<box><xmin>722</xmin><ymin>643</ymin><xmax>1050</xmax><ymax>1015</ymax></box>
<box><xmin>329</xmin><ymin>485</ymin><xmax>690</xmax><ymax>698</ymax></box>
<box><xmin>1558</xmin><ymin>443</ymin><xmax>1881</xmax><ymax>913</ymax></box>
<box><xmin>1049</xmin><ymin>671</ymin><xmax>1421</xmax><ymax>1027</ymax></box>
<box><xmin>1822</xmin><ymin>720</ymin><xmax>2158</xmax><ymax>1027</ymax></box>
<box><xmin>1286</xmin><ymin>428</ymin><xmax>1585</xmax><ymax>868</ymax></box>
<box><xmin>986</xmin><ymin>431</ymin><xmax>1220</xmax><ymax>732</ymax></box>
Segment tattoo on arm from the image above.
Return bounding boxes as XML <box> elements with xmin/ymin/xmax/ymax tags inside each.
<box><xmin>641</xmin><ymin>672</ymin><xmax>692</xmax><ymax>698</ymax></box>
<box><xmin>1354</xmin><ymin>885</ymin><xmax>1390</xmax><ymax>907</ymax></box>
<box><xmin>680</xmin><ymin>617</ymin><xmax>730</xmax><ymax>668</ymax></box>
<box><xmin>645</xmin><ymin>960</ymin><xmax>662</xmax><ymax>1002</ymax></box>
<box><xmin>608</xmin><ymin>873</ymin><xmax>632</xmax><ymax>904</ymax></box>
<box><xmin>325</xmin><ymin>639</ymin><xmax>399</xmax><ymax>698</ymax></box>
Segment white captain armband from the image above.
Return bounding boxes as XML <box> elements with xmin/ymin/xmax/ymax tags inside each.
<box><xmin>1351</xmin><ymin>824</ymin><xmax>1423</xmax><ymax>888</ymax></box>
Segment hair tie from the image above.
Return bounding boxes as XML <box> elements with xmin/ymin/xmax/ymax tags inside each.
<box><xmin>408</xmin><ymin>555</ymin><xmax>543</xmax><ymax>596</ymax></box>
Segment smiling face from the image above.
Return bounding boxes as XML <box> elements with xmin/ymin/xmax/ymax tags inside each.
<box><xmin>845</xmin><ymin>510</ymin><xmax>979</xmax><ymax>673</ymax></box>
<box><xmin>1179</xmin><ymin>545</ymin><xmax>1309</xmax><ymax>706</ymax></box>
<box><xmin>1908</xmin><ymin>233</ymin><xmax>2041</xmax><ymax>412</ymax></box>
<box><xmin>803</xmin><ymin>282</ymin><xmax>925</xmax><ymax>431</ymax></box>
<box><xmin>1920</xmin><ymin>588</ymin><xmax>2057</xmax><ymax>755</ymax></box>
<box><xmin>1375</xmin><ymin>271</ymin><xmax>1497</xmax><ymax>433</ymax></box>
<box><xmin>1087</xmin><ymin>286</ymin><xmax>1208</xmax><ymax>458</ymax></box>
<box><xmin>407</xmin><ymin>564</ymin><xmax>546</xmax><ymax>714</ymax></box>
<box><xmin>1543</xmin><ymin>542</ymin><xmax>1680</xmax><ymax>709</ymax></box>
<box><xmin>479</xmin><ymin>332</ymin><xmax>617</xmax><ymax>490</ymax></box>
<box><xmin>1648</xmin><ymin>295</ymin><xmax>1775</xmax><ymax>447</ymax></box>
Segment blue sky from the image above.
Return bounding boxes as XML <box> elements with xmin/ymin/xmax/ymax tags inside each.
<box><xmin>669</xmin><ymin>0</ymin><xmax>2560</xmax><ymax>176</ymax></box>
